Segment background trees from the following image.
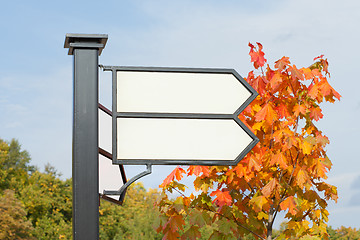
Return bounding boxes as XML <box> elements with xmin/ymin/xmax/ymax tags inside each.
<box><xmin>99</xmin><ymin>182</ymin><xmax>162</xmax><ymax>239</ymax></box>
<box><xmin>0</xmin><ymin>137</ymin><xmax>360</xmax><ymax>239</ymax></box>
<box><xmin>0</xmin><ymin>138</ymin><xmax>162</xmax><ymax>239</ymax></box>
<box><xmin>0</xmin><ymin>189</ymin><xmax>34</xmax><ymax>239</ymax></box>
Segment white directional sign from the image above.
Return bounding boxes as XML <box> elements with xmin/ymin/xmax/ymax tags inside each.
<box><xmin>116</xmin><ymin>71</ymin><xmax>252</xmax><ymax>114</ymax></box>
<box><xmin>117</xmin><ymin>118</ymin><xmax>252</xmax><ymax>160</ymax></box>
<box><xmin>103</xmin><ymin>66</ymin><xmax>259</xmax><ymax>166</ymax></box>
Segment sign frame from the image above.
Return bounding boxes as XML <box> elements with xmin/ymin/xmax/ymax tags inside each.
<box><xmin>102</xmin><ymin>66</ymin><xmax>259</xmax><ymax>166</ymax></box>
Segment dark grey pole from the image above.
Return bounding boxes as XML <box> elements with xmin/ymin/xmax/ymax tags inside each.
<box><xmin>64</xmin><ymin>34</ymin><xmax>108</xmax><ymax>240</ymax></box>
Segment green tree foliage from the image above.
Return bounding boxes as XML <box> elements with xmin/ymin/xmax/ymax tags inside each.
<box><xmin>20</xmin><ymin>164</ymin><xmax>73</xmax><ymax>239</ymax></box>
<box><xmin>2</xmin><ymin>137</ymin><xmax>359</xmax><ymax>239</ymax></box>
<box><xmin>0</xmin><ymin>138</ymin><xmax>72</xmax><ymax>239</ymax></box>
<box><xmin>0</xmin><ymin>137</ymin><xmax>165</xmax><ymax>239</ymax></box>
<box><xmin>0</xmin><ymin>139</ymin><xmax>35</xmax><ymax>192</ymax></box>
<box><xmin>0</xmin><ymin>189</ymin><xmax>34</xmax><ymax>239</ymax></box>
<box><xmin>99</xmin><ymin>182</ymin><xmax>163</xmax><ymax>240</ymax></box>
<box><xmin>327</xmin><ymin>226</ymin><xmax>360</xmax><ymax>240</ymax></box>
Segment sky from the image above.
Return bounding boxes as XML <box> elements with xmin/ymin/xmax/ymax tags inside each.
<box><xmin>1</xmin><ymin>0</ymin><xmax>359</xmax><ymax>229</ymax></box>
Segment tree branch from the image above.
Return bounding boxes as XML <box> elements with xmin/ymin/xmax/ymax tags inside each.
<box><xmin>270</xmin><ymin>152</ymin><xmax>299</xmax><ymax>229</ymax></box>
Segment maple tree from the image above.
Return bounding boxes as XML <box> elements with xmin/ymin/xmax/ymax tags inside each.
<box><xmin>156</xmin><ymin>43</ymin><xmax>340</xmax><ymax>240</ymax></box>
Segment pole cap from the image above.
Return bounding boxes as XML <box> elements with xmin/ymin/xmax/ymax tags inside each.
<box><xmin>64</xmin><ymin>33</ymin><xmax>108</xmax><ymax>56</ymax></box>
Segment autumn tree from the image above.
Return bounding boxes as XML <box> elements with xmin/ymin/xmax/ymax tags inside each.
<box><xmin>0</xmin><ymin>139</ymin><xmax>35</xmax><ymax>192</ymax></box>
<box><xmin>100</xmin><ymin>182</ymin><xmax>163</xmax><ymax>240</ymax></box>
<box><xmin>0</xmin><ymin>189</ymin><xmax>34</xmax><ymax>240</ymax></box>
<box><xmin>156</xmin><ymin>43</ymin><xmax>340</xmax><ymax>240</ymax></box>
<box><xmin>20</xmin><ymin>165</ymin><xmax>73</xmax><ymax>240</ymax></box>
<box><xmin>327</xmin><ymin>226</ymin><xmax>360</xmax><ymax>240</ymax></box>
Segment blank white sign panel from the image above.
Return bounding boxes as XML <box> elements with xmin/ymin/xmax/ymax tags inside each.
<box><xmin>117</xmin><ymin>71</ymin><xmax>252</xmax><ymax>114</ymax></box>
<box><xmin>117</xmin><ymin>118</ymin><xmax>252</xmax><ymax>160</ymax></box>
<box><xmin>99</xmin><ymin>154</ymin><xmax>123</xmax><ymax>200</ymax></box>
<box><xmin>98</xmin><ymin>108</ymin><xmax>112</xmax><ymax>153</ymax></box>
<box><xmin>99</xmin><ymin>108</ymin><xmax>123</xmax><ymax>200</ymax></box>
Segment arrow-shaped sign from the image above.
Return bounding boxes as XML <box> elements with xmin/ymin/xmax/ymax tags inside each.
<box><xmin>103</xmin><ymin>66</ymin><xmax>259</xmax><ymax>166</ymax></box>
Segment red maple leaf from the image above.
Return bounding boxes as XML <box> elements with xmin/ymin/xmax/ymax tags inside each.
<box><xmin>270</xmin><ymin>152</ymin><xmax>288</xmax><ymax>169</ymax></box>
<box><xmin>188</xmin><ymin>166</ymin><xmax>210</xmax><ymax>177</ymax></box>
<box><xmin>314</xmin><ymin>54</ymin><xmax>324</xmax><ymax>61</ymax></box>
<box><xmin>280</xmin><ymin>196</ymin><xmax>297</xmax><ymax>215</ymax></box>
<box><xmin>275</xmin><ymin>104</ymin><xmax>290</xmax><ymax>119</ymax></box>
<box><xmin>249</xmin><ymin>42</ymin><xmax>266</xmax><ymax>69</ymax></box>
<box><xmin>210</xmin><ymin>189</ymin><xmax>232</xmax><ymax>207</ymax></box>
<box><xmin>310</xmin><ymin>107</ymin><xmax>323</xmax><ymax>121</ymax></box>
<box><xmin>248</xmin><ymin>74</ymin><xmax>268</xmax><ymax>96</ymax></box>
<box><xmin>160</xmin><ymin>166</ymin><xmax>185</xmax><ymax>187</ymax></box>
<box><xmin>261</xmin><ymin>178</ymin><xmax>279</xmax><ymax>197</ymax></box>
<box><xmin>255</xmin><ymin>103</ymin><xmax>278</xmax><ymax>124</ymax></box>
<box><xmin>274</xmin><ymin>56</ymin><xmax>290</xmax><ymax>71</ymax></box>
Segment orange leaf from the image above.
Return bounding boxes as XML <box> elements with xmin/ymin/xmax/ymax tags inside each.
<box><xmin>313</xmin><ymin>158</ymin><xmax>329</xmax><ymax>178</ymax></box>
<box><xmin>284</xmin><ymin>135</ymin><xmax>297</xmax><ymax>150</ymax></box>
<box><xmin>250</xmin><ymin>195</ymin><xmax>268</xmax><ymax>212</ymax></box>
<box><xmin>296</xmin><ymin>169</ymin><xmax>309</xmax><ymax>189</ymax></box>
<box><xmin>188</xmin><ymin>166</ymin><xmax>210</xmax><ymax>177</ymax></box>
<box><xmin>290</xmin><ymin>65</ymin><xmax>304</xmax><ymax>81</ymax></box>
<box><xmin>255</xmin><ymin>103</ymin><xmax>278</xmax><ymax>124</ymax></box>
<box><xmin>234</xmin><ymin>164</ymin><xmax>247</xmax><ymax>179</ymax></box>
<box><xmin>273</xmin><ymin>130</ymin><xmax>283</xmax><ymax>143</ymax></box>
<box><xmin>270</xmin><ymin>152</ymin><xmax>288</xmax><ymax>169</ymax></box>
<box><xmin>261</xmin><ymin>178</ymin><xmax>278</xmax><ymax>197</ymax></box>
<box><xmin>301</xmin><ymin>141</ymin><xmax>313</xmax><ymax>155</ymax></box>
<box><xmin>294</xmin><ymin>104</ymin><xmax>307</xmax><ymax>116</ymax></box>
<box><xmin>318</xmin><ymin>79</ymin><xmax>332</xmax><ymax>96</ymax></box>
<box><xmin>160</xmin><ymin>166</ymin><xmax>185</xmax><ymax>187</ymax></box>
<box><xmin>300</xmin><ymin>67</ymin><xmax>313</xmax><ymax>79</ymax></box>
<box><xmin>270</xmin><ymin>72</ymin><xmax>283</xmax><ymax>89</ymax></box>
<box><xmin>275</xmin><ymin>104</ymin><xmax>290</xmax><ymax>119</ymax></box>
<box><xmin>319</xmin><ymin>79</ymin><xmax>342</xmax><ymax>101</ymax></box>
<box><xmin>274</xmin><ymin>56</ymin><xmax>290</xmax><ymax>71</ymax></box>
<box><xmin>163</xmin><ymin>231</ymin><xmax>180</xmax><ymax>240</ymax></box>
<box><xmin>309</xmin><ymin>107</ymin><xmax>323</xmax><ymax>121</ymax></box>
<box><xmin>314</xmin><ymin>54</ymin><xmax>324</xmax><ymax>61</ymax></box>
<box><xmin>315</xmin><ymin>135</ymin><xmax>330</xmax><ymax>146</ymax></box>
<box><xmin>210</xmin><ymin>189</ymin><xmax>232</xmax><ymax>207</ymax></box>
<box><xmin>248</xmin><ymin>156</ymin><xmax>261</xmax><ymax>172</ymax></box>
<box><xmin>249</xmin><ymin>42</ymin><xmax>266</xmax><ymax>69</ymax></box>
<box><xmin>308</xmin><ymin>83</ymin><xmax>320</xmax><ymax>101</ymax></box>
<box><xmin>169</xmin><ymin>215</ymin><xmax>185</xmax><ymax>232</ymax></box>
<box><xmin>250</xmin><ymin>76</ymin><xmax>267</xmax><ymax>96</ymax></box>
<box><xmin>280</xmin><ymin>196</ymin><xmax>297</xmax><ymax>215</ymax></box>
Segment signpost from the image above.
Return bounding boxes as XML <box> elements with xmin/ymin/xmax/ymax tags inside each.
<box><xmin>65</xmin><ymin>33</ymin><xmax>259</xmax><ymax>240</ymax></box>
<box><xmin>65</xmin><ymin>34</ymin><xmax>107</xmax><ymax>240</ymax></box>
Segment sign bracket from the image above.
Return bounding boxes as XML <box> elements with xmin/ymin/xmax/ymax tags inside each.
<box><xmin>103</xmin><ymin>164</ymin><xmax>152</xmax><ymax>196</ymax></box>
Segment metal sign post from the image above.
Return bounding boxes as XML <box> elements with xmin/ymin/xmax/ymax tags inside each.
<box><xmin>64</xmin><ymin>34</ymin><xmax>108</xmax><ymax>240</ymax></box>
<box><xmin>64</xmin><ymin>34</ymin><xmax>259</xmax><ymax>239</ymax></box>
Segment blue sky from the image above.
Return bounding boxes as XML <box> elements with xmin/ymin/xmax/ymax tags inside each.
<box><xmin>1</xmin><ymin>0</ymin><xmax>359</xmax><ymax>229</ymax></box>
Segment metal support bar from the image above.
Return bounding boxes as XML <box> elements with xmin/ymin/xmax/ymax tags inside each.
<box><xmin>103</xmin><ymin>164</ymin><xmax>152</xmax><ymax>196</ymax></box>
